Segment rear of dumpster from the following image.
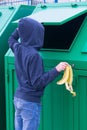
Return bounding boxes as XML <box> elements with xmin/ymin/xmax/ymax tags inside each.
<box><xmin>5</xmin><ymin>2</ymin><xmax>87</xmax><ymax>130</ymax></box>
<box><xmin>0</xmin><ymin>5</ymin><xmax>35</xmax><ymax>130</ymax></box>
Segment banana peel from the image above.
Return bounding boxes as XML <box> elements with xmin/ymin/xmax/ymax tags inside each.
<box><xmin>57</xmin><ymin>66</ymin><xmax>70</xmax><ymax>85</ymax></box>
<box><xmin>57</xmin><ymin>64</ymin><xmax>76</xmax><ymax>97</ymax></box>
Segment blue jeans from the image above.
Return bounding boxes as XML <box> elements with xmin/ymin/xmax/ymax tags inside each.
<box><xmin>14</xmin><ymin>97</ymin><xmax>41</xmax><ymax>130</ymax></box>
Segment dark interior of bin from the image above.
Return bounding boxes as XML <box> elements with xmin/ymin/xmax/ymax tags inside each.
<box><xmin>43</xmin><ymin>13</ymin><xmax>87</xmax><ymax>50</ymax></box>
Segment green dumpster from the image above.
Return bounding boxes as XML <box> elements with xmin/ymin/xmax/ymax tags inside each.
<box><xmin>5</xmin><ymin>2</ymin><xmax>87</xmax><ymax>130</ymax></box>
<box><xmin>0</xmin><ymin>5</ymin><xmax>35</xmax><ymax>130</ymax></box>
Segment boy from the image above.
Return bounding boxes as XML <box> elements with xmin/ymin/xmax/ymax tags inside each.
<box><xmin>8</xmin><ymin>17</ymin><xmax>68</xmax><ymax>130</ymax></box>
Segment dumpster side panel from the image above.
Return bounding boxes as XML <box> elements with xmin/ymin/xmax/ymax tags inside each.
<box><xmin>74</xmin><ymin>70</ymin><xmax>87</xmax><ymax>130</ymax></box>
<box><xmin>5</xmin><ymin>57</ymin><xmax>73</xmax><ymax>130</ymax></box>
<box><xmin>5</xmin><ymin>59</ymin><xmax>17</xmax><ymax>130</ymax></box>
<box><xmin>5</xmin><ymin>52</ymin><xmax>87</xmax><ymax>130</ymax></box>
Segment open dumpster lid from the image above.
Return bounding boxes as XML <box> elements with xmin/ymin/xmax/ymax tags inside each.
<box><xmin>28</xmin><ymin>3</ymin><xmax>87</xmax><ymax>25</ymax></box>
<box><xmin>13</xmin><ymin>3</ymin><xmax>87</xmax><ymax>52</ymax></box>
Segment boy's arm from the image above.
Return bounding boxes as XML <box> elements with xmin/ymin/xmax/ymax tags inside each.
<box><xmin>28</xmin><ymin>53</ymin><xmax>59</xmax><ymax>90</ymax></box>
<box><xmin>29</xmin><ymin>53</ymin><xmax>67</xmax><ymax>90</ymax></box>
<box><xmin>8</xmin><ymin>28</ymin><xmax>19</xmax><ymax>52</ymax></box>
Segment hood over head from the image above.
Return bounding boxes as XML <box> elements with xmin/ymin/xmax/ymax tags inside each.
<box><xmin>18</xmin><ymin>17</ymin><xmax>45</xmax><ymax>50</ymax></box>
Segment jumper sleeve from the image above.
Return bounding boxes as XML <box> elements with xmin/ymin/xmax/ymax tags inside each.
<box><xmin>28</xmin><ymin>53</ymin><xmax>59</xmax><ymax>90</ymax></box>
<box><xmin>8</xmin><ymin>28</ymin><xmax>19</xmax><ymax>52</ymax></box>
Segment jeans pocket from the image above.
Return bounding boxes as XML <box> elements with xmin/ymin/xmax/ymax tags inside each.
<box><xmin>21</xmin><ymin>108</ymin><xmax>34</xmax><ymax>120</ymax></box>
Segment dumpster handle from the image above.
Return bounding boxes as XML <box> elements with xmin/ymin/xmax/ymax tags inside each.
<box><xmin>71</xmin><ymin>3</ymin><xmax>78</xmax><ymax>8</ymax></box>
<box><xmin>41</xmin><ymin>4</ymin><xmax>47</xmax><ymax>9</ymax></box>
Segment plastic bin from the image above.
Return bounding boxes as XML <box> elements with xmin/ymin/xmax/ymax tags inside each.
<box><xmin>0</xmin><ymin>5</ymin><xmax>35</xmax><ymax>130</ymax></box>
<box><xmin>5</xmin><ymin>2</ymin><xmax>87</xmax><ymax>130</ymax></box>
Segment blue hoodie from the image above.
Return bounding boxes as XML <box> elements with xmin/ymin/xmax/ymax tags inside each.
<box><xmin>8</xmin><ymin>17</ymin><xmax>59</xmax><ymax>103</ymax></box>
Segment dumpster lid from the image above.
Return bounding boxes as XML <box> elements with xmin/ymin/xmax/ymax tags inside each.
<box><xmin>28</xmin><ymin>3</ymin><xmax>87</xmax><ymax>25</ymax></box>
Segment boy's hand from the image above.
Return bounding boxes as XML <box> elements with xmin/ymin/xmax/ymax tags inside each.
<box><xmin>55</xmin><ymin>62</ymin><xmax>68</xmax><ymax>72</ymax></box>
